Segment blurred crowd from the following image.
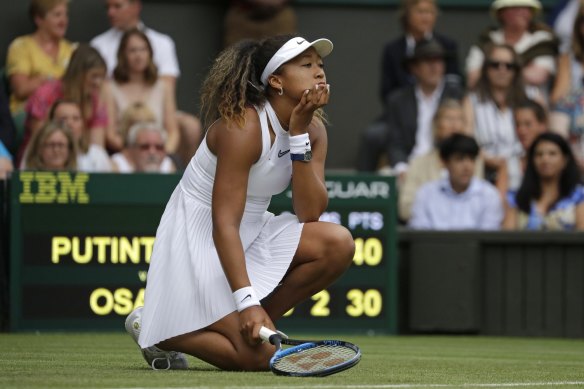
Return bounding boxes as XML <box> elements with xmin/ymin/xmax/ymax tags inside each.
<box><xmin>1</xmin><ymin>0</ymin><xmax>584</xmax><ymax>231</ymax></box>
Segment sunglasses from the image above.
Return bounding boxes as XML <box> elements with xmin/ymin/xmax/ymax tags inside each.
<box><xmin>487</xmin><ymin>60</ymin><xmax>518</xmax><ymax>71</ymax></box>
<box><xmin>137</xmin><ymin>143</ymin><xmax>164</xmax><ymax>152</ymax></box>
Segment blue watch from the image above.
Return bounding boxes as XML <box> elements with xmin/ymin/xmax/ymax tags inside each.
<box><xmin>290</xmin><ymin>150</ymin><xmax>312</xmax><ymax>162</ymax></box>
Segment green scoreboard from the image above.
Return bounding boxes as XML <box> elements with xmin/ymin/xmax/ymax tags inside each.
<box><xmin>9</xmin><ymin>171</ymin><xmax>398</xmax><ymax>334</ymax></box>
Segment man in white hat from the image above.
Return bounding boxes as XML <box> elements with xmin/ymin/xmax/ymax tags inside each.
<box><xmin>465</xmin><ymin>0</ymin><xmax>558</xmax><ymax>98</ymax></box>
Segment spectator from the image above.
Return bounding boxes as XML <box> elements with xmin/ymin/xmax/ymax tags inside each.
<box><xmin>49</xmin><ymin>99</ymin><xmax>113</xmax><ymax>172</ymax></box>
<box><xmin>91</xmin><ymin>0</ymin><xmax>202</xmax><ymax>166</ymax></box>
<box><xmin>503</xmin><ymin>132</ymin><xmax>584</xmax><ymax>230</ymax></box>
<box><xmin>398</xmin><ymin>99</ymin><xmax>485</xmax><ymax>221</ymax></box>
<box><xmin>359</xmin><ymin>38</ymin><xmax>463</xmax><ymax>174</ymax></box>
<box><xmin>380</xmin><ymin>0</ymin><xmax>460</xmax><ymax>104</ymax></box>
<box><xmin>548</xmin><ymin>0</ymin><xmax>580</xmax><ymax>55</ymax></box>
<box><xmin>119</xmin><ymin>101</ymin><xmax>156</xmax><ymax>141</ymax></box>
<box><xmin>105</xmin><ymin>29</ymin><xmax>179</xmax><ymax>154</ymax></box>
<box><xmin>22</xmin><ymin>120</ymin><xmax>77</xmax><ymax>170</ymax></box>
<box><xmin>409</xmin><ymin>133</ymin><xmax>503</xmax><ymax>230</ymax></box>
<box><xmin>465</xmin><ymin>0</ymin><xmax>558</xmax><ymax>97</ymax></box>
<box><xmin>463</xmin><ymin>43</ymin><xmax>526</xmax><ymax>186</ymax></box>
<box><xmin>23</xmin><ymin>44</ymin><xmax>109</xmax><ymax>163</ymax></box>
<box><xmin>111</xmin><ymin>122</ymin><xmax>176</xmax><ymax>173</ymax></box>
<box><xmin>0</xmin><ymin>141</ymin><xmax>13</xmax><ymax>180</ymax></box>
<box><xmin>223</xmin><ymin>0</ymin><xmax>297</xmax><ymax>48</ymax></box>
<box><xmin>507</xmin><ymin>98</ymin><xmax>548</xmax><ymax>184</ymax></box>
<box><xmin>5</xmin><ymin>0</ymin><xmax>75</xmax><ymax>115</ymax></box>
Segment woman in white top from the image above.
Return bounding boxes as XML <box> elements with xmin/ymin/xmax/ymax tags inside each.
<box><xmin>464</xmin><ymin>43</ymin><xmax>526</xmax><ymax>185</ymax></box>
<box><xmin>105</xmin><ymin>28</ymin><xmax>179</xmax><ymax>154</ymax></box>
<box><xmin>123</xmin><ymin>35</ymin><xmax>355</xmax><ymax>371</ymax></box>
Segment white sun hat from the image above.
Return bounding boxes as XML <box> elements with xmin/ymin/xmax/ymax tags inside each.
<box><xmin>491</xmin><ymin>0</ymin><xmax>542</xmax><ymax>13</ymax></box>
<box><xmin>260</xmin><ymin>37</ymin><xmax>333</xmax><ymax>86</ymax></box>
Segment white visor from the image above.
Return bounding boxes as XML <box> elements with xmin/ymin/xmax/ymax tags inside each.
<box><xmin>260</xmin><ymin>37</ymin><xmax>333</xmax><ymax>86</ymax></box>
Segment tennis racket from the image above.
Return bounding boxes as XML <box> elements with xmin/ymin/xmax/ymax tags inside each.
<box><xmin>259</xmin><ymin>326</ymin><xmax>361</xmax><ymax>377</ymax></box>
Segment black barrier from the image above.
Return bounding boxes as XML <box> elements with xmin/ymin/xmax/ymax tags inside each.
<box><xmin>8</xmin><ymin>171</ymin><xmax>398</xmax><ymax>334</ymax></box>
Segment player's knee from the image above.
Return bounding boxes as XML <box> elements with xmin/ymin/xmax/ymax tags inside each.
<box><xmin>235</xmin><ymin>348</ymin><xmax>271</xmax><ymax>371</ymax></box>
<box><xmin>325</xmin><ymin>226</ymin><xmax>355</xmax><ymax>271</ymax></box>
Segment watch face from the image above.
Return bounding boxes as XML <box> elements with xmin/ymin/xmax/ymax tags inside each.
<box><xmin>305</xmin><ymin>150</ymin><xmax>312</xmax><ymax>161</ymax></box>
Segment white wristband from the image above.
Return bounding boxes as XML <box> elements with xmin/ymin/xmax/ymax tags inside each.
<box><xmin>289</xmin><ymin>133</ymin><xmax>311</xmax><ymax>154</ymax></box>
<box><xmin>233</xmin><ymin>286</ymin><xmax>260</xmax><ymax>312</ymax></box>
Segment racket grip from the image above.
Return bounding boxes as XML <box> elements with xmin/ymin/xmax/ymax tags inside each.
<box><xmin>259</xmin><ymin>326</ymin><xmax>277</xmax><ymax>342</ymax></box>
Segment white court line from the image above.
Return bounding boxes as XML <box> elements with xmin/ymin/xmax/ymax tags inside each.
<box><xmin>109</xmin><ymin>382</ymin><xmax>584</xmax><ymax>389</ymax></box>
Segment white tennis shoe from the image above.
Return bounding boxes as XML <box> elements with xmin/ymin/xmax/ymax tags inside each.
<box><xmin>124</xmin><ymin>306</ymin><xmax>188</xmax><ymax>370</ymax></box>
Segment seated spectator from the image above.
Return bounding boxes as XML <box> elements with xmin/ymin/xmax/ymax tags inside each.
<box><xmin>23</xmin><ymin>44</ymin><xmax>109</xmax><ymax>163</ymax></box>
<box><xmin>105</xmin><ymin>29</ymin><xmax>179</xmax><ymax>154</ymax></box>
<box><xmin>549</xmin><ymin>5</ymin><xmax>584</xmax><ymax>170</ymax></box>
<box><xmin>22</xmin><ymin>120</ymin><xmax>77</xmax><ymax>170</ymax></box>
<box><xmin>356</xmin><ymin>0</ymin><xmax>460</xmax><ymax>172</ymax></box>
<box><xmin>49</xmin><ymin>99</ymin><xmax>113</xmax><ymax>172</ymax></box>
<box><xmin>503</xmin><ymin>132</ymin><xmax>584</xmax><ymax>230</ymax></box>
<box><xmin>91</xmin><ymin>0</ymin><xmax>202</xmax><ymax>167</ymax></box>
<box><xmin>223</xmin><ymin>0</ymin><xmax>297</xmax><ymax>48</ymax></box>
<box><xmin>111</xmin><ymin>122</ymin><xmax>176</xmax><ymax>173</ymax></box>
<box><xmin>465</xmin><ymin>0</ymin><xmax>558</xmax><ymax>98</ymax></box>
<box><xmin>358</xmin><ymin>38</ymin><xmax>463</xmax><ymax>174</ymax></box>
<box><xmin>0</xmin><ymin>141</ymin><xmax>14</xmax><ymax>180</ymax></box>
<box><xmin>119</xmin><ymin>101</ymin><xmax>156</xmax><ymax>141</ymax></box>
<box><xmin>5</xmin><ymin>0</ymin><xmax>75</xmax><ymax>116</ymax></box>
<box><xmin>463</xmin><ymin>43</ymin><xmax>526</xmax><ymax>185</ymax></box>
<box><xmin>409</xmin><ymin>133</ymin><xmax>503</xmax><ymax>230</ymax></box>
<box><xmin>503</xmin><ymin>98</ymin><xmax>549</xmax><ymax>191</ymax></box>
<box><xmin>399</xmin><ymin>99</ymin><xmax>485</xmax><ymax>221</ymax></box>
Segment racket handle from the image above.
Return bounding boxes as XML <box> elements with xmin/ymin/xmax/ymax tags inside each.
<box><xmin>259</xmin><ymin>326</ymin><xmax>277</xmax><ymax>342</ymax></box>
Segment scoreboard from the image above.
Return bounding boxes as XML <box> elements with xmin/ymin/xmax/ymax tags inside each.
<box><xmin>9</xmin><ymin>171</ymin><xmax>397</xmax><ymax>334</ymax></box>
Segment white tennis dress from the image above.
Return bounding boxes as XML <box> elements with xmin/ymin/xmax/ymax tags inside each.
<box><xmin>138</xmin><ymin>101</ymin><xmax>303</xmax><ymax>348</ymax></box>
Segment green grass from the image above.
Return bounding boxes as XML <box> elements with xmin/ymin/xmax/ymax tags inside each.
<box><xmin>0</xmin><ymin>333</ymin><xmax>583</xmax><ymax>388</ymax></box>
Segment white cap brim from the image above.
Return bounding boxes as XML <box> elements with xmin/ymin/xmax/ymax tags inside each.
<box><xmin>260</xmin><ymin>37</ymin><xmax>333</xmax><ymax>86</ymax></box>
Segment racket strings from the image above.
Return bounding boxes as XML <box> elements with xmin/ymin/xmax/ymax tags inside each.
<box><xmin>273</xmin><ymin>344</ymin><xmax>358</xmax><ymax>373</ymax></box>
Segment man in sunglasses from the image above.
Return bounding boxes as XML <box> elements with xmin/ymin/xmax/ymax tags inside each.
<box><xmin>111</xmin><ymin>122</ymin><xmax>176</xmax><ymax>173</ymax></box>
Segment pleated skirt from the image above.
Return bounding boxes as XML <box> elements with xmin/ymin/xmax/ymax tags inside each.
<box><xmin>138</xmin><ymin>185</ymin><xmax>303</xmax><ymax>348</ymax></box>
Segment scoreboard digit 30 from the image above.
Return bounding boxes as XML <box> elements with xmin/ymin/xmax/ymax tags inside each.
<box><xmin>9</xmin><ymin>172</ymin><xmax>397</xmax><ymax>334</ymax></box>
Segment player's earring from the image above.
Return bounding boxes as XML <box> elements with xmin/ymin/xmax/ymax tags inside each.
<box><xmin>278</xmin><ymin>87</ymin><xmax>283</xmax><ymax>96</ymax></box>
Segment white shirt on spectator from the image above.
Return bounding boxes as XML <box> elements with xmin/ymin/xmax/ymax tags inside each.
<box><xmin>465</xmin><ymin>29</ymin><xmax>556</xmax><ymax>75</ymax></box>
<box><xmin>111</xmin><ymin>152</ymin><xmax>175</xmax><ymax>173</ymax></box>
<box><xmin>91</xmin><ymin>21</ymin><xmax>180</xmax><ymax>78</ymax></box>
<box><xmin>410</xmin><ymin>82</ymin><xmax>444</xmax><ymax>160</ymax></box>
<box><xmin>409</xmin><ymin>176</ymin><xmax>503</xmax><ymax>230</ymax></box>
<box><xmin>78</xmin><ymin>144</ymin><xmax>112</xmax><ymax>172</ymax></box>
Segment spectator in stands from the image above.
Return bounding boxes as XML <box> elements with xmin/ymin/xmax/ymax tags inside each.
<box><xmin>105</xmin><ymin>29</ymin><xmax>179</xmax><ymax>155</ymax></box>
<box><xmin>503</xmin><ymin>132</ymin><xmax>584</xmax><ymax>230</ymax></box>
<box><xmin>365</xmin><ymin>39</ymin><xmax>464</xmax><ymax>175</ymax></box>
<box><xmin>49</xmin><ymin>99</ymin><xmax>113</xmax><ymax>172</ymax></box>
<box><xmin>111</xmin><ymin>122</ymin><xmax>175</xmax><ymax>173</ymax></box>
<box><xmin>549</xmin><ymin>0</ymin><xmax>580</xmax><ymax>55</ymax></box>
<box><xmin>119</xmin><ymin>101</ymin><xmax>156</xmax><ymax>141</ymax></box>
<box><xmin>0</xmin><ymin>141</ymin><xmax>13</xmax><ymax>180</ymax></box>
<box><xmin>23</xmin><ymin>120</ymin><xmax>77</xmax><ymax>170</ymax></box>
<box><xmin>497</xmin><ymin>99</ymin><xmax>548</xmax><ymax>191</ymax></box>
<box><xmin>398</xmin><ymin>99</ymin><xmax>485</xmax><ymax>222</ymax></box>
<box><xmin>549</xmin><ymin>4</ymin><xmax>584</xmax><ymax>170</ymax></box>
<box><xmin>5</xmin><ymin>0</ymin><xmax>75</xmax><ymax>116</ymax></box>
<box><xmin>23</xmin><ymin>44</ymin><xmax>109</xmax><ymax>164</ymax></box>
<box><xmin>91</xmin><ymin>0</ymin><xmax>201</xmax><ymax>166</ymax></box>
<box><xmin>223</xmin><ymin>0</ymin><xmax>297</xmax><ymax>48</ymax></box>
<box><xmin>409</xmin><ymin>133</ymin><xmax>503</xmax><ymax>230</ymax></box>
<box><xmin>356</xmin><ymin>0</ymin><xmax>460</xmax><ymax>172</ymax></box>
<box><xmin>465</xmin><ymin>0</ymin><xmax>558</xmax><ymax>98</ymax></box>
<box><xmin>463</xmin><ymin>43</ymin><xmax>526</xmax><ymax>186</ymax></box>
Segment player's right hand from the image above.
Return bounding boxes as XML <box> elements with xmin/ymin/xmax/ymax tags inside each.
<box><xmin>238</xmin><ymin>305</ymin><xmax>275</xmax><ymax>346</ymax></box>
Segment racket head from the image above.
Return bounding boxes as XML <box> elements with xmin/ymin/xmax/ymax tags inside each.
<box><xmin>269</xmin><ymin>339</ymin><xmax>361</xmax><ymax>377</ymax></box>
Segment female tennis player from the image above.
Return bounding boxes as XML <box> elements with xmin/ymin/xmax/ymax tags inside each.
<box><xmin>124</xmin><ymin>34</ymin><xmax>355</xmax><ymax>371</ymax></box>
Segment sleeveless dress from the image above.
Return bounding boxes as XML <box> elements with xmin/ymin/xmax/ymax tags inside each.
<box><xmin>138</xmin><ymin>102</ymin><xmax>303</xmax><ymax>348</ymax></box>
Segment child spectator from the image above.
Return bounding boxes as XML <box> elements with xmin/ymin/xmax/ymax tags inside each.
<box><xmin>49</xmin><ymin>99</ymin><xmax>113</xmax><ymax>172</ymax></box>
<box><xmin>105</xmin><ymin>29</ymin><xmax>179</xmax><ymax>154</ymax></box>
<box><xmin>5</xmin><ymin>0</ymin><xmax>75</xmax><ymax>115</ymax></box>
<box><xmin>22</xmin><ymin>120</ymin><xmax>77</xmax><ymax>170</ymax></box>
<box><xmin>409</xmin><ymin>133</ymin><xmax>503</xmax><ymax>230</ymax></box>
<box><xmin>503</xmin><ymin>132</ymin><xmax>584</xmax><ymax>230</ymax></box>
<box><xmin>23</xmin><ymin>44</ymin><xmax>109</xmax><ymax>163</ymax></box>
<box><xmin>111</xmin><ymin>122</ymin><xmax>176</xmax><ymax>173</ymax></box>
